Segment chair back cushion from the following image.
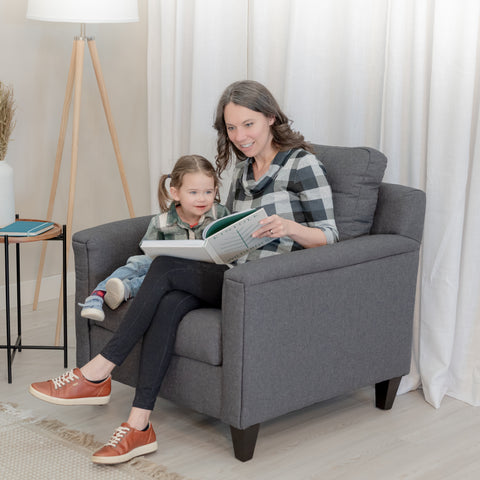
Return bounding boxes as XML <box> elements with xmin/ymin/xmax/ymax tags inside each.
<box><xmin>312</xmin><ymin>144</ymin><xmax>387</xmax><ymax>240</ymax></box>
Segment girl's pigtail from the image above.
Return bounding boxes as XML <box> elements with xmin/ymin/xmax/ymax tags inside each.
<box><xmin>157</xmin><ymin>174</ymin><xmax>171</xmax><ymax>212</ymax></box>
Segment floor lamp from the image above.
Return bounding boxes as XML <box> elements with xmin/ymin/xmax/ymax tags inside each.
<box><xmin>26</xmin><ymin>0</ymin><xmax>139</xmax><ymax>345</ymax></box>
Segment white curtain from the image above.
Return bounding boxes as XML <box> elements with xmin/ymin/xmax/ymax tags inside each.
<box><xmin>147</xmin><ymin>0</ymin><xmax>480</xmax><ymax>408</ymax></box>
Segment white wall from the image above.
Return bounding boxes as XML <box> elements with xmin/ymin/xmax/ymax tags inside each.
<box><xmin>0</xmin><ymin>0</ymin><xmax>150</xmax><ymax>306</ymax></box>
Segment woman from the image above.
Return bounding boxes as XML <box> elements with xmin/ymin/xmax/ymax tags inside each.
<box><xmin>216</xmin><ymin>80</ymin><xmax>338</xmax><ymax>255</ymax></box>
<box><xmin>29</xmin><ymin>80</ymin><xmax>338</xmax><ymax>465</ymax></box>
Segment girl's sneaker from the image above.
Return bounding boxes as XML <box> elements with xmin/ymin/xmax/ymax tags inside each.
<box><xmin>79</xmin><ymin>295</ymin><xmax>105</xmax><ymax>321</ymax></box>
<box><xmin>105</xmin><ymin>278</ymin><xmax>126</xmax><ymax>310</ymax></box>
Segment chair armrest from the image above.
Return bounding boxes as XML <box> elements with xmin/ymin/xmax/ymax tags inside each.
<box><xmin>73</xmin><ymin>215</ymin><xmax>152</xmax><ymax>365</ymax></box>
<box><xmin>73</xmin><ymin>215</ymin><xmax>152</xmax><ymax>294</ymax></box>
<box><xmin>224</xmin><ymin>233</ymin><xmax>420</xmax><ymax>286</ymax></box>
<box><xmin>371</xmin><ymin>183</ymin><xmax>426</xmax><ymax>242</ymax></box>
<box><xmin>220</xmin><ymin>234</ymin><xmax>421</xmax><ymax>428</ymax></box>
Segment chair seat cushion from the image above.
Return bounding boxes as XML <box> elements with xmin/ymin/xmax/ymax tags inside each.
<box><xmin>174</xmin><ymin>308</ymin><xmax>222</xmax><ymax>366</ymax></box>
<box><xmin>313</xmin><ymin>145</ymin><xmax>387</xmax><ymax>240</ymax></box>
<box><xmin>98</xmin><ymin>305</ymin><xmax>222</xmax><ymax>366</ymax></box>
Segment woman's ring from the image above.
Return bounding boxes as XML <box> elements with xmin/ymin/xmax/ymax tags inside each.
<box><xmin>270</xmin><ymin>229</ymin><xmax>274</xmax><ymax>234</ymax></box>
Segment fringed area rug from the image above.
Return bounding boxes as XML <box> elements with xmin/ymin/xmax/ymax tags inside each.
<box><xmin>0</xmin><ymin>403</ymin><xmax>187</xmax><ymax>480</ymax></box>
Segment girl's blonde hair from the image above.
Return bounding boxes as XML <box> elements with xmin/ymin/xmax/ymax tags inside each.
<box><xmin>157</xmin><ymin>154</ymin><xmax>221</xmax><ymax>212</ymax></box>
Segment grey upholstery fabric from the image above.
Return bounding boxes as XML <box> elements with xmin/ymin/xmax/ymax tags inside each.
<box><xmin>371</xmin><ymin>183</ymin><xmax>425</xmax><ymax>241</ymax></box>
<box><xmin>175</xmin><ymin>309</ymin><xmax>222</xmax><ymax>365</ymax></box>
<box><xmin>313</xmin><ymin>145</ymin><xmax>387</xmax><ymax>240</ymax></box>
<box><xmin>221</xmin><ymin>243</ymin><xmax>420</xmax><ymax>427</ymax></box>
<box><xmin>73</xmin><ymin>144</ymin><xmax>425</xmax><ymax>458</ymax></box>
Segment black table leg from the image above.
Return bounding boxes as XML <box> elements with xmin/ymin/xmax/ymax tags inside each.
<box><xmin>4</xmin><ymin>236</ymin><xmax>12</xmax><ymax>383</ymax></box>
<box><xmin>16</xmin><ymin>242</ymin><xmax>21</xmax><ymax>352</ymax></box>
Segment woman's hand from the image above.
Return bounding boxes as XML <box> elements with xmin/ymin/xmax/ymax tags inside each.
<box><xmin>252</xmin><ymin>214</ymin><xmax>327</xmax><ymax>248</ymax></box>
<box><xmin>252</xmin><ymin>214</ymin><xmax>289</xmax><ymax>239</ymax></box>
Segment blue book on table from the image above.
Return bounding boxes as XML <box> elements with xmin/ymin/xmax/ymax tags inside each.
<box><xmin>0</xmin><ymin>221</ymin><xmax>54</xmax><ymax>237</ymax></box>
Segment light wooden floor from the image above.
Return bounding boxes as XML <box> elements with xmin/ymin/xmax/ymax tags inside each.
<box><xmin>1</xmin><ymin>297</ymin><xmax>479</xmax><ymax>480</ymax></box>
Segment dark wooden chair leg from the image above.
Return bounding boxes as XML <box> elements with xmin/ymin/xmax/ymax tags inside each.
<box><xmin>230</xmin><ymin>423</ymin><xmax>260</xmax><ymax>462</ymax></box>
<box><xmin>375</xmin><ymin>376</ymin><xmax>402</xmax><ymax>410</ymax></box>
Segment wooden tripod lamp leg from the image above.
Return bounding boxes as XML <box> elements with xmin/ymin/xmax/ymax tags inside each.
<box><xmin>33</xmin><ymin>40</ymin><xmax>77</xmax><ymax>311</ymax></box>
<box><xmin>54</xmin><ymin>38</ymin><xmax>85</xmax><ymax>346</ymax></box>
<box><xmin>66</xmin><ymin>39</ymin><xmax>85</xmax><ymax>265</ymax></box>
<box><xmin>88</xmin><ymin>39</ymin><xmax>135</xmax><ymax>218</ymax></box>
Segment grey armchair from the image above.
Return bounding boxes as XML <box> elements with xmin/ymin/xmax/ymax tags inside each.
<box><xmin>73</xmin><ymin>144</ymin><xmax>425</xmax><ymax>461</ymax></box>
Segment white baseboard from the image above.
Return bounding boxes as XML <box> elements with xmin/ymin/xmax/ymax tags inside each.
<box><xmin>0</xmin><ymin>272</ymin><xmax>75</xmax><ymax>310</ymax></box>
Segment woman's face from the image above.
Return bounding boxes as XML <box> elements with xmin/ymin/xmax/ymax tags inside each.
<box><xmin>223</xmin><ymin>102</ymin><xmax>275</xmax><ymax>161</ymax></box>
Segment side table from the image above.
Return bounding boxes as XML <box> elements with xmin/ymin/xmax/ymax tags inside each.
<box><xmin>1</xmin><ymin>218</ymin><xmax>67</xmax><ymax>383</ymax></box>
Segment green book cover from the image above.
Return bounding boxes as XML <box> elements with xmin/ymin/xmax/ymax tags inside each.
<box><xmin>202</xmin><ymin>209</ymin><xmax>257</xmax><ymax>239</ymax></box>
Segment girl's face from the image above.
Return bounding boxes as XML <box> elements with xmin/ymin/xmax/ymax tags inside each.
<box><xmin>170</xmin><ymin>172</ymin><xmax>216</xmax><ymax>223</ymax></box>
<box><xmin>223</xmin><ymin>102</ymin><xmax>276</xmax><ymax>162</ymax></box>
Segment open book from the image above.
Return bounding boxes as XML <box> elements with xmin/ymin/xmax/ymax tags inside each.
<box><xmin>140</xmin><ymin>208</ymin><xmax>274</xmax><ymax>264</ymax></box>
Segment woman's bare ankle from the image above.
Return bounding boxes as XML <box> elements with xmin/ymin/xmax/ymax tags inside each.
<box><xmin>127</xmin><ymin>407</ymin><xmax>152</xmax><ymax>431</ymax></box>
<box><xmin>80</xmin><ymin>354</ymin><xmax>115</xmax><ymax>382</ymax></box>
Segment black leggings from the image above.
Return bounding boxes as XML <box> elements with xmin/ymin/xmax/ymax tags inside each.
<box><xmin>100</xmin><ymin>256</ymin><xmax>228</xmax><ymax>410</ymax></box>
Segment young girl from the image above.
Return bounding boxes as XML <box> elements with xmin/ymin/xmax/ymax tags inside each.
<box><xmin>80</xmin><ymin>154</ymin><xmax>229</xmax><ymax>321</ymax></box>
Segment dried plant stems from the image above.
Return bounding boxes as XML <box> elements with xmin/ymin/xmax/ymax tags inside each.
<box><xmin>0</xmin><ymin>81</ymin><xmax>16</xmax><ymax>162</ymax></box>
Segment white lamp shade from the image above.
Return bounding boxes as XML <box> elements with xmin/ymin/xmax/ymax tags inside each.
<box><xmin>26</xmin><ymin>0</ymin><xmax>139</xmax><ymax>23</ymax></box>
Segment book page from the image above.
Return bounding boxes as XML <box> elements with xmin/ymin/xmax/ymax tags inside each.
<box><xmin>205</xmin><ymin>209</ymin><xmax>274</xmax><ymax>263</ymax></box>
<box><xmin>140</xmin><ymin>240</ymin><xmax>215</xmax><ymax>263</ymax></box>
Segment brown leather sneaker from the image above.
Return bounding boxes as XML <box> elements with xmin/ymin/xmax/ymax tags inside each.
<box><xmin>92</xmin><ymin>422</ymin><xmax>158</xmax><ymax>464</ymax></box>
<box><xmin>29</xmin><ymin>368</ymin><xmax>111</xmax><ymax>406</ymax></box>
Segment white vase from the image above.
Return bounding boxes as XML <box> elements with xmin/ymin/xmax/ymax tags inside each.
<box><xmin>0</xmin><ymin>160</ymin><xmax>15</xmax><ymax>227</ymax></box>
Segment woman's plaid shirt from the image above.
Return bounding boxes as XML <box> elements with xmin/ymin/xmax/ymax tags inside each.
<box><xmin>227</xmin><ymin>148</ymin><xmax>338</xmax><ymax>263</ymax></box>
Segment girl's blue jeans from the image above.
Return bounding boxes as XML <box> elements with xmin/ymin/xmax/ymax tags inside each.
<box><xmin>95</xmin><ymin>255</ymin><xmax>152</xmax><ymax>299</ymax></box>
